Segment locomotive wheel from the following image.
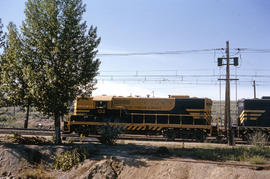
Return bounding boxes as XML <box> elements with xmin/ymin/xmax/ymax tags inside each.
<box><xmin>163</xmin><ymin>129</ymin><xmax>176</xmax><ymax>141</ymax></box>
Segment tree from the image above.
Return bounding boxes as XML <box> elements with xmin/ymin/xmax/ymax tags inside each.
<box><xmin>22</xmin><ymin>0</ymin><xmax>100</xmax><ymax>144</ymax></box>
<box><xmin>0</xmin><ymin>18</ymin><xmax>5</xmax><ymax>107</ymax></box>
<box><xmin>0</xmin><ymin>18</ymin><xmax>5</xmax><ymax>49</ymax></box>
<box><xmin>0</xmin><ymin>22</ymin><xmax>33</xmax><ymax>128</ymax></box>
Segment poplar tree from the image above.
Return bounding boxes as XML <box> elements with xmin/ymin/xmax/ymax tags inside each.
<box><xmin>22</xmin><ymin>0</ymin><xmax>100</xmax><ymax>144</ymax></box>
<box><xmin>0</xmin><ymin>18</ymin><xmax>5</xmax><ymax>106</ymax></box>
<box><xmin>0</xmin><ymin>19</ymin><xmax>4</xmax><ymax>49</ymax></box>
<box><xmin>1</xmin><ymin>22</ymin><xmax>32</xmax><ymax>128</ymax></box>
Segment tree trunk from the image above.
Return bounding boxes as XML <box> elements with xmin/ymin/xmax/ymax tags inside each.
<box><xmin>54</xmin><ymin>115</ymin><xmax>62</xmax><ymax>144</ymax></box>
<box><xmin>24</xmin><ymin>104</ymin><xmax>30</xmax><ymax>129</ymax></box>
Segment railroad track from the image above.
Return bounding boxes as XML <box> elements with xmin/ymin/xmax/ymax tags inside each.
<box><xmin>0</xmin><ymin>127</ymin><xmax>251</xmax><ymax>144</ymax></box>
<box><xmin>0</xmin><ymin>127</ymin><xmax>55</xmax><ymax>136</ymax></box>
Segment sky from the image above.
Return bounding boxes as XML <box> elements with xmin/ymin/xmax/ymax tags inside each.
<box><xmin>0</xmin><ymin>0</ymin><xmax>270</xmax><ymax>100</ymax></box>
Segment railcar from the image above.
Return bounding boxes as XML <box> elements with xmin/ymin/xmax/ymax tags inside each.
<box><xmin>237</xmin><ymin>96</ymin><xmax>270</xmax><ymax>140</ymax></box>
<box><xmin>63</xmin><ymin>95</ymin><xmax>213</xmax><ymax>141</ymax></box>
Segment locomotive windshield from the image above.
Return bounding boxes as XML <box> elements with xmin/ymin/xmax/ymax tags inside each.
<box><xmin>96</xmin><ymin>101</ymin><xmax>107</xmax><ymax>109</ymax></box>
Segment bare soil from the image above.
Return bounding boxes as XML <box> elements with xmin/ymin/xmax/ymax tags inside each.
<box><xmin>0</xmin><ymin>137</ymin><xmax>270</xmax><ymax>179</ymax></box>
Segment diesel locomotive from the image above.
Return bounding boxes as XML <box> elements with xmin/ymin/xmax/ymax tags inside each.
<box><xmin>63</xmin><ymin>95</ymin><xmax>270</xmax><ymax>141</ymax></box>
<box><xmin>237</xmin><ymin>97</ymin><xmax>270</xmax><ymax>140</ymax></box>
<box><xmin>63</xmin><ymin>95</ymin><xmax>213</xmax><ymax>141</ymax></box>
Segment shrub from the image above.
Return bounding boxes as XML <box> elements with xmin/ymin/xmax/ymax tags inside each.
<box><xmin>98</xmin><ymin>125</ymin><xmax>120</xmax><ymax>145</ymax></box>
<box><xmin>54</xmin><ymin>145</ymin><xmax>98</xmax><ymax>171</ymax></box>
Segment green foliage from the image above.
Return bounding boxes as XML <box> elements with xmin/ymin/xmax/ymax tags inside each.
<box><xmin>21</xmin><ymin>0</ymin><xmax>100</xmax><ymax>144</ymax></box>
<box><xmin>0</xmin><ymin>18</ymin><xmax>6</xmax><ymax>107</ymax></box>
<box><xmin>54</xmin><ymin>145</ymin><xmax>98</xmax><ymax>171</ymax></box>
<box><xmin>0</xmin><ymin>23</ymin><xmax>32</xmax><ymax>108</ymax></box>
<box><xmin>0</xmin><ymin>21</ymin><xmax>32</xmax><ymax>129</ymax></box>
<box><xmin>0</xmin><ymin>18</ymin><xmax>4</xmax><ymax>49</ymax></box>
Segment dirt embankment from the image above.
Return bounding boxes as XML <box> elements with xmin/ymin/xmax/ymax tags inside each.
<box><xmin>57</xmin><ymin>157</ymin><xmax>270</xmax><ymax>179</ymax></box>
<box><xmin>0</xmin><ymin>142</ymin><xmax>270</xmax><ymax>179</ymax></box>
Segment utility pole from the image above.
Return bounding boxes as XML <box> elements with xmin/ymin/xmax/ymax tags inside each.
<box><xmin>225</xmin><ymin>41</ymin><xmax>230</xmax><ymax>143</ymax></box>
<box><xmin>225</xmin><ymin>41</ymin><xmax>234</xmax><ymax>146</ymax></box>
<box><xmin>253</xmin><ymin>80</ymin><xmax>256</xmax><ymax>99</ymax></box>
<box><xmin>217</xmin><ymin>41</ymin><xmax>238</xmax><ymax>146</ymax></box>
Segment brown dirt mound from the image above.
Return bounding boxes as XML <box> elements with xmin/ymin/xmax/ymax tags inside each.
<box><xmin>119</xmin><ymin>160</ymin><xmax>270</xmax><ymax>179</ymax></box>
<box><xmin>82</xmin><ymin>157</ymin><xmax>124</xmax><ymax>179</ymax></box>
<box><xmin>54</xmin><ymin>156</ymin><xmax>270</xmax><ymax>179</ymax></box>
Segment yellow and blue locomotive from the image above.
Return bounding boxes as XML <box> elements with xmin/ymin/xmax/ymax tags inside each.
<box><xmin>238</xmin><ymin>96</ymin><xmax>270</xmax><ymax>140</ymax></box>
<box><xmin>63</xmin><ymin>95</ymin><xmax>213</xmax><ymax>141</ymax></box>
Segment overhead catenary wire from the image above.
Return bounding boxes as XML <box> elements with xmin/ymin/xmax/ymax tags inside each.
<box><xmin>97</xmin><ymin>48</ymin><xmax>223</xmax><ymax>56</ymax></box>
<box><xmin>97</xmin><ymin>48</ymin><xmax>270</xmax><ymax>56</ymax></box>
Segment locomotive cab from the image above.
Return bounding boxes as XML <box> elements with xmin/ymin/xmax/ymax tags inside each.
<box><xmin>93</xmin><ymin>96</ymin><xmax>113</xmax><ymax>115</ymax></box>
<box><xmin>96</xmin><ymin>101</ymin><xmax>107</xmax><ymax>109</ymax></box>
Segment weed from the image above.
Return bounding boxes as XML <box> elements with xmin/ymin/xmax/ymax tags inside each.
<box><xmin>249</xmin><ymin>155</ymin><xmax>266</xmax><ymax>164</ymax></box>
<box><xmin>249</xmin><ymin>131</ymin><xmax>269</xmax><ymax>148</ymax></box>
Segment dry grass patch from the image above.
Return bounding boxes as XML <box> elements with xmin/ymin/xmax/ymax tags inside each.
<box><xmin>7</xmin><ymin>133</ymin><xmax>53</xmax><ymax>145</ymax></box>
<box><xmin>170</xmin><ymin>146</ymin><xmax>270</xmax><ymax>164</ymax></box>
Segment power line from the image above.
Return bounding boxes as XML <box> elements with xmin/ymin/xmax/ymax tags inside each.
<box><xmin>97</xmin><ymin>49</ymin><xmax>222</xmax><ymax>56</ymax></box>
<box><xmin>97</xmin><ymin>48</ymin><xmax>270</xmax><ymax>56</ymax></box>
<box><xmin>98</xmin><ymin>74</ymin><xmax>270</xmax><ymax>78</ymax></box>
<box><xmin>234</xmin><ymin>48</ymin><xmax>270</xmax><ymax>54</ymax></box>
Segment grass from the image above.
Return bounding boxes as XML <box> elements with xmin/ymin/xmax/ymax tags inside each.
<box><xmin>128</xmin><ymin>141</ymin><xmax>270</xmax><ymax>165</ymax></box>
<box><xmin>249</xmin><ymin>131</ymin><xmax>269</xmax><ymax>148</ymax></box>
<box><xmin>170</xmin><ymin>146</ymin><xmax>270</xmax><ymax>164</ymax></box>
<box><xmin>249</xmin><ymin>155</ymin><xmax>267</xmax><ymax>164</ymax></box>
